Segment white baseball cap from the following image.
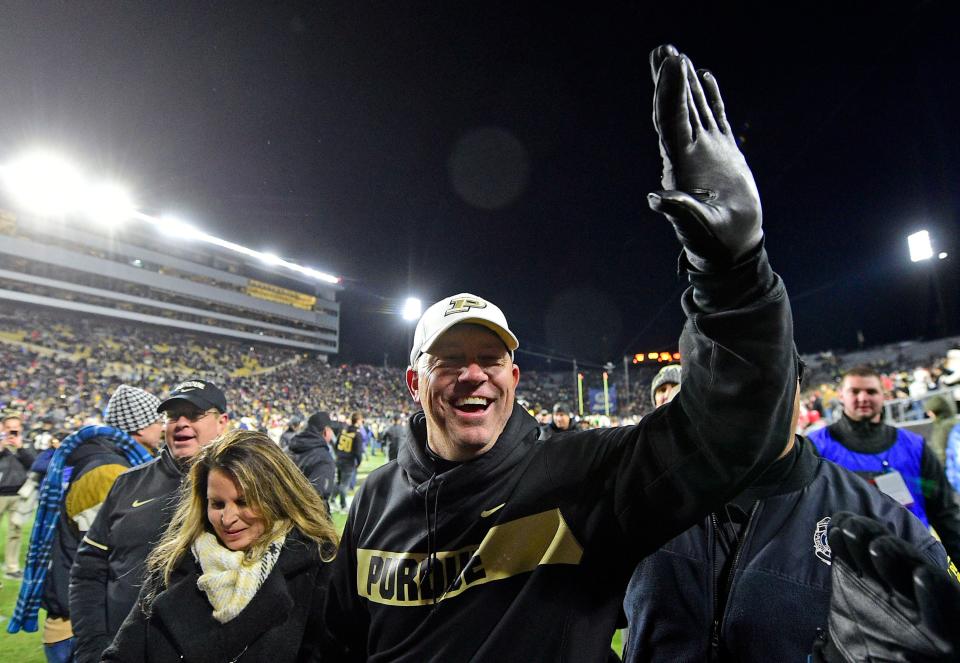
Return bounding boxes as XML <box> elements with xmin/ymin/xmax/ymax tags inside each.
<box><xmin>409</xmin><ymin>293</ymin><xmax>519</xmax><ymax>367</ymax></box>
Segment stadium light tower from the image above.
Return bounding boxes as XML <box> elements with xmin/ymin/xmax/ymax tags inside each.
<box><xmin>1</xmin><ymin>150</ymin><xmax>85</xmax><ymax>217</ymax></box>
<box><xmin>907</xmin><ymin>230</ymin><xmax>934</xmax><ymax>262</ymax></box>
<box><xmin>402</xmin><ymin>297</ymin><xmax>422</xmax><ymax>322</ymax></box>
<box><xmin>81</xmin><ymin>182</ymin><xmax>135</xmax><ymax>227</ymax></box>
<box><xmin>907</xmin><ymin>229</ymin><xmax>950</xmax><ymax>336</ymax></box>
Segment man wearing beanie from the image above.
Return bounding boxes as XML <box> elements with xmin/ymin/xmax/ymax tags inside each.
<box><xmin>539</xmin><ymin>402</ymin><xmax>574</xmax><ymax>440</ymax></box>
<box><xmin>7</xmin><ymin>384</ymin><xmax>161</xmax><ymax>662</ymax></box>
<box><xmin>286</xmin><ymin>411</ymin><xmax>337</xmax><ymax>508</ymax></box>
<box><xmin>71</xmin><ymin>378</ymin><xmax>228</xmax><ymax>663</ymax></box>
<box><xmin>650</xmin><ymin>364</ymin><xmax>682</xmax><ymax>409</ymax></box>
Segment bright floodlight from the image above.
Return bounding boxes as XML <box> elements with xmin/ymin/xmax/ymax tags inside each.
<box><xmin>260</xmin><ymin>252</ymin><xmax>283</xmax><ymax>266</ymax></box>
<box><xmin>82</xmin><ymin>182</ymin><xmax>135</xmax><ymax>226</ymax></box>
<box><xmin>158</xmin><ymin>214</ymin><xmax>203</xmax><ymax>240</ymax></box>
<box><xmin>908</xmin><ymin>230</ymin><xmax>934</xmax><ymax>262</ymax></box>
<box><xmin>939</xmin><ymin>252</ymin><xmax>949</xmax><ymax>260</ymax></box>
<box><xmin>402</xmin><ymin>297</ymin><xmax>422</xmax><ymax>321</ymax></box>
<box><xmin>2</xmin><ymin>150</ymin><xmax>85</xmax><ymax>216</ymax></box>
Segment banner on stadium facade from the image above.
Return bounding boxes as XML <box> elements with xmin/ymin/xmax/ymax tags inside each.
<box><xmin>245</xmin><ymin>279</ymin><xmax>317</xmax><ymax>311</ymax></box>
<box><xmin>588</xmin><ymin>386</ymin><xmax>617</xmax><ymax>414</ymax></box>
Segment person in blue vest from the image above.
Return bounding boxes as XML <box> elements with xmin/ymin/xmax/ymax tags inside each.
<box><xmin>808</xmin><ymin>365</ymin><xmax>960</xmax><ymax>562</ymax></box>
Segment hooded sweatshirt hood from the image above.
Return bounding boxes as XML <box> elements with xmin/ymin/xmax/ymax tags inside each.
<box><xmin>398</xmin><ymin>403</ymin><xmax>539</xmax><ymax>499</ymax></box>
<box><xmin>286</xmin><ymin>428</ymin><xmax>330</xmax><ymax>455</ymax></box>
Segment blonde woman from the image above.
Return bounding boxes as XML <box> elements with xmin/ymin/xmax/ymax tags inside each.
<box><xmin>103</xmin><ymin>430</ymin><xmax>339</xmax><ymax>662</ymax></box>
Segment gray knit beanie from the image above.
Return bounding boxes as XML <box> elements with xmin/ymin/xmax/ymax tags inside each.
<box><xmin>650</xmin><ymin>364</ymin><xmax>682</xmax><ymax>406</ymax></box>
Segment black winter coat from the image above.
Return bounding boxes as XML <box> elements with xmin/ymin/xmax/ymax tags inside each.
<box><xmin>0</xmin><ymin>445</ymin><xmax>35</xmax><ymax>494</ymax></box>
<box><xmin>287</xmin><ymin>429</ymin><xmax>336</xmax><ymax>500</ymax></box>
<box><xmin>70</xmin><ymin>448</ymin><xmax>183</xmax><ymax>663</ymax></box>
<box><xmin>102</xmin><ymin>530</ymin><xmax>333</xmax><ymax>663</ymax></box>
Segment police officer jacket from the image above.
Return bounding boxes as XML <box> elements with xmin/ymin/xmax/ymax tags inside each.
<box><xmin>70</xmin><ymin>447</ymin><xmax>184</xmax><ymax>663</ymax></box>
<box><xmin>326</xmin><ymin>247</ymin><xmax>799</xmax><ymax>662</ymax></box>
<box><xmin>622</xmin><ymin>436</ymin><xmax>946</xmax><ymax>663</ymax></box>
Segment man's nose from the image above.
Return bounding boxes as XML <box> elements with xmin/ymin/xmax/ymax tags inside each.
<box><xmin>459</xmin><ymin>362</ymin><xmax>487</xmax><ymax>382</ymax></box>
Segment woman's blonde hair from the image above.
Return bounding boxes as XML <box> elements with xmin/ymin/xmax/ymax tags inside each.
<box><xmin>142</xmin><ymin>429</ymin><xmax>338</xmax><ymax>608</ymax></box>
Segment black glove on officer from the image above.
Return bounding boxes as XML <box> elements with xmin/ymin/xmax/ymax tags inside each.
<box><xmin>813</xmin><ymin>511</ymin><xmax>960</xmax><ymax>662</ymax></box>
<box><xmin>648</xmin><ymin>44</ymin><xmax>762</xmax><ymax>272</ymax></box>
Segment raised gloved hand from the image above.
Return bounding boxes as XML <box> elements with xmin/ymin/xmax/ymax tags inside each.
<box><xmin>648</xmin><ymin>44</ymin><xmax>762</xmax><ymax>271</ymax></box>
<box><xmin>813</xmin><ymin>511</ymin><xmax>960</xmax><ymax>662</ymax></box>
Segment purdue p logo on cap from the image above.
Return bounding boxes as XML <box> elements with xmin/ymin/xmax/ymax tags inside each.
<box><xmin>445</xmin><ymin>296</ymin><xmax>488</xmax><ymax>316</ymax></box>
<box><xmin>409</xmin><ymin>292</ymin><xmax>519</xmax><ymax>367</ymax></box>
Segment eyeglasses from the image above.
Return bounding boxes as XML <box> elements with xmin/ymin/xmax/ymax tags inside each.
<box><xmin>164</xmin><ymin>409</ymin><xmax>218</xmax><ymax>424</ymax></box>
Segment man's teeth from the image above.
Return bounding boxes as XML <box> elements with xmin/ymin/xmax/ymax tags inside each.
<box><xmin>456</xmin><ymin>397</ymin><xmax>489</xmax><ymax>407</ymax></box>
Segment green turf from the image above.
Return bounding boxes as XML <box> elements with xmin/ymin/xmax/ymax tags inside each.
<box><xmin>0</xmin><ymin>451</ymin><xmax>624</xmax><ymax>660</ymax></box>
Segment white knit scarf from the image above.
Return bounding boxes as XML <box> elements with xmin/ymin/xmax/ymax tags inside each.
<box><xmin>192</xmin><ymin>529</ymin><xmax>286</xmax><ymax>623</ymax></box>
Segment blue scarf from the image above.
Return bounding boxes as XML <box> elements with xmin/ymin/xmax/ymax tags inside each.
<box><xmin>7</xmin><ymin>425</ymin><xmax>154</xmax><ymax>633</ymax></box>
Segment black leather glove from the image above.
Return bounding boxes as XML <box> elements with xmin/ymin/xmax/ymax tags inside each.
<box><xmin>813</xmin><ymin>511</ymin><xmax>960</xmax><ymax>662</ymax></box>
<box><xmin>648</xmin><ymin>44</ymin><xmax>762</xmax><ymax>271</ymax></box>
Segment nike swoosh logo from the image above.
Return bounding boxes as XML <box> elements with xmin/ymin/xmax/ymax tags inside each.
<box><xmin>132</xmin><ymin>498</ymin><xmax>156</xmax><ymax>508</ymax></box>
<box><xmin>480</xmin><ymin>503</ymin><xmax>506</xmax><ymax>518</ymax></box>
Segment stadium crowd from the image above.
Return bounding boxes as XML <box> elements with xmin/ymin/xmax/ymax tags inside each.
<box><xmin>2</xmin><ymin>43</ymin><xmax>959</xmax><ymax>662</ymax></box>
<box><xmin>4</xmin><ymin>306</ymin><xmax>959</xmax><ymax>441</ymax></box>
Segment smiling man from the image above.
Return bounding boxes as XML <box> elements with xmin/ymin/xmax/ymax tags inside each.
<box><xmin>326</xmin><ymin>44</ymin><xmax>798</xmax><ymax>662</ymax></box>
<box><xmin>808</xmin><ymin>366</ymin><xmax>960</xmax><ymax>562</ymax></box>
<box><xmin>70</xmin><ymin>379</ymin><xmax>229</xmax><ymax>663</ymax></box>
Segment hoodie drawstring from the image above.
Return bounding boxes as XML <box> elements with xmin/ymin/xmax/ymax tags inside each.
<box><xmin>422</xmin><ymin>473</ymin><xmax>445</xmax><ymax>605</ymax></box>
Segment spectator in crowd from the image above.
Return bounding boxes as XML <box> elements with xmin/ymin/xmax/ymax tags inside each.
<box><xmin>381</xmin><ymin>414</ymin><xmax>407</xmax><ymax>462</ymax></box>
<box><xmin>286</xmin><ymin>411</ymin><xmax>337</xmax><ymax>508</ymax></box>
<box><xmin>6</xmin><ymin>385</ymin><xmax>161</xmax><ymax>662</ymax></box>
<box><xmin>103</xmin><ymin>430</ymin><xmax>339</xmax><ymax>662</ymax></box>
<box><xmin>946</xmin><ymin>417</ymin><xmax>960</xmax><ymax>494</ymax></box>
<box><xmin>650</xmin><ymin>364</ymin><xmax>681</xmax><ymax>408</ymax></box>
<box><xmin>70</xmin><ymin>378</ymin><xmax>229</xmax><ymax>663</ymax></box>
<box><xmin>808</xmin><ymin>366</ymin><xmax>960</xmax><ymax>562</ymax></box>
<box><xmin>926</xmin><ymin>392</ymin><xmax>959</xmax><ymax>466</ymax></box>
<box><xmin>278</xmin><ymin>414</ymin><xmax>302</xmax><ymax>451</ymax></box>
<box><xmin>333</xmin><ymin>411</ymin><xmax>366</xmax><ymax>512</ymax></box>
<box><xmin>623</xmin><ymin>366</ymin><xmax>948</xmax><ymax>662</ymax></box>
<box><xmin>0</xmin><ymin>413</ymin><xmax>36</xmax><ymax>579</ymax></box>
<box><xmin>324</xmin><ymin>45</ymin><xmax>798</xmax><ymax>660</ymax></box>
<box><xmin>539</xmin><ymin>402</ymin><xmax>574</xmax><ymax>440</ymax></box>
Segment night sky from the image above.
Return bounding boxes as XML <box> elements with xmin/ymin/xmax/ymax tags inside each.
<box><xmin>1</xmin><ymin>2</ymin><xmax>957</xmax><ymax>368</ymax></box>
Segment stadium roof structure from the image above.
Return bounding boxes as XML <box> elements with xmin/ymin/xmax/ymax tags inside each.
<box><xmin>0</xmin><ymin>205</ymin><xmax>341</xmax><ymax>356</ymax></box>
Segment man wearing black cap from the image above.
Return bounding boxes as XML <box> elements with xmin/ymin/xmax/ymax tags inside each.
<box><xmin>286</xmin><ymin>411</ymin><xmax>337</xmax><ymax>507</ymax></box>
<box><xmin>539</xmin><ymin>402</ymin><xmax>574</xmax><ymax>440</ymax></box>
<box><xmin>70</xmin><ymin>378</ymin><xmax>228</xmax><ymax>663</ymax></box>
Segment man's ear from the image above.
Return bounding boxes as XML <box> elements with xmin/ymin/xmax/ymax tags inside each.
<box><xmin>406</xmin><ymin>368</ymin><xmax>421</xmax><ymax>404</ymax></box>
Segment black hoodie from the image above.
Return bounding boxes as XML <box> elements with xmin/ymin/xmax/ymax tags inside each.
<box><xmin>287</xmin><ymin>427</ymin><xmax>337</xmax><ymax>500</ymax></box>
<box><xmin>326</xmin><ymin>246</ymin><xmax>797</xmax><ymax>662</ymax></box>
